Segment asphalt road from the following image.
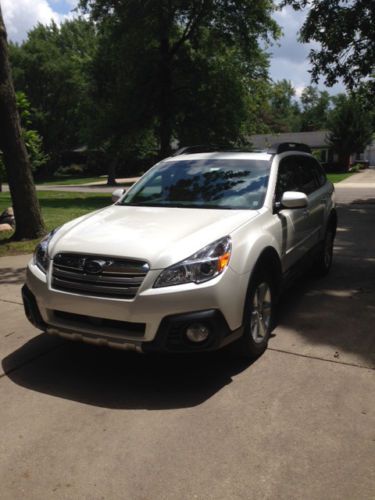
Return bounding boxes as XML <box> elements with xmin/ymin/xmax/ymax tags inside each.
<box><xmin>0</xmin><ymin>172</ymin><xmax>374</xmax><ymax>499</ymax></box>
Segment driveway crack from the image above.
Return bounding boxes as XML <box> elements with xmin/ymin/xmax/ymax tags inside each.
<box><xmin>269</xmin><ymin>347</ymin><xmax>374</xmax><ymax>371</ymax></box>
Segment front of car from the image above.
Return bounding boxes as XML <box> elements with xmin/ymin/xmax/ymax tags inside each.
<box><xmin>23</xmin><ymin>152</ymin><xmax>272</xmax><ymax>353</ymax></box>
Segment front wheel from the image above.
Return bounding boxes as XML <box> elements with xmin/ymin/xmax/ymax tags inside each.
<box><xmin>314</xmin><ymin>224</ymin><xmax>335</xmax><ymax>276</ymax></box>
<box><xmin>233</xmin><ymin>270</ymin><xmax>275</xmax><ymax>360</ymax></box>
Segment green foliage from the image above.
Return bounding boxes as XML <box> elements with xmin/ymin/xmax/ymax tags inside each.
<box><xmin>327</xmin><ymin>93</ymin><xmax>374</xmax><ymax>169</ymax></box>
<box><xmin>9</xmin><ymin>18</ymin><xmax>97</xmax><ymax>161</ymax></box>
<box><xmin>55</xmin><ymin>164</ymin><xmax>87</xmax><ymax>177</ymax></box>
<box><xmin>283</xmin><ymin>0</ymin><xmax>375</xmax><ymax>94</ymax></box>
<box><xmin>300</xmin><ymin>86</ymin><xmax>331</xmax><ymax>131</ymax></box>
<box><xmin>79</xmin><ymin>0</ymin><xmax>280</xmax><ymax>158</ymax></box>
<box><xmin>0</xmin><ymin>91</ymin><xmax>48</xmax><ymax>182</ymax></box>
<box><xmin>263</xmin><ymin>79</ymin><xmax>301</xmax><ymax>132</ymax></box>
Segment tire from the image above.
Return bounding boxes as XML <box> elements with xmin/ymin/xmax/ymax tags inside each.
<box><xmin>314</xmin><ymin>223</ymin><xmax>335</xmax><ymax>276</ymax></box>
<box><xmin>233</xmin><ymin>268</ymin><xmax>275</xmax><ymax>360</ymax></box>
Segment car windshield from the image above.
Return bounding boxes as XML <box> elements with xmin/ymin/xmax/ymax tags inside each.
<box><xmin>120</xmin><ymin>159</ymin><xmax>270</xmax><ymax>210</ymax></box>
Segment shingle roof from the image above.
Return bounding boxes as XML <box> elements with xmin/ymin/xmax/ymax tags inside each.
<box><xmin>250</xmin><ymin>130</ymin><xmax>330</xmax><ymax>149</ymax></box>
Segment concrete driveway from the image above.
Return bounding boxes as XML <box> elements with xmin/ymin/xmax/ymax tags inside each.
<box><xmin>0</xmin><ymin>173</ymin><xmax>374</xmax><ymax>499</ymax></box>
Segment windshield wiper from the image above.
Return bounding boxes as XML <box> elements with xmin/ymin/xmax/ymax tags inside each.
<box><xmin>121</xmin><ymin>202</ymin><xmax>235</xmax><ymax>209</ymax></box>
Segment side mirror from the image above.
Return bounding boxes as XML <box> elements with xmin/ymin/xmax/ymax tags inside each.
<box><xmin>112</xmin><ymin>188</ymin><xmax>125</xmax><ymax>204</ymax></box>
<box><xmin>280</xmin><ymin>191</ymin><xmax>308</xmax><ymax>209</ymax></box>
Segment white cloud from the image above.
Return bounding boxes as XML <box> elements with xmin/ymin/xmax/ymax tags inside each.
<box><xmin>1</xmin><ymin>0</ymin><xmax>78</xmax><ymax>43</ymax></box>
<box><xmin>269</xmin><ymin>6</ymin><xmax>345</xmax><ymax>95</ymax></box>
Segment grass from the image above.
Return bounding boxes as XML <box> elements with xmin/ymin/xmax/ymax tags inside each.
<box><xmin>0</xmin><ymin>191</ymin><xmax>111</xmax><ymax>257</ymax></box>
<box><xmin>36</xmin><ymin>176</ymin><xmax>105</xmax><ymax>186</ymax></box>
<box><xmin>327</xmin><ymin>172</ymin><xmax>354</xmax><ymax>183</ymax></box>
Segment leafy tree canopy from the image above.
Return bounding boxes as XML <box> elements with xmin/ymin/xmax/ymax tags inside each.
<box><xmin>327</xmin><ymin>93</ymin><xmax>374</xmax><ymax>169</ymax></box>
<box><xmin>0</xmin><ymin>91</ymin><xmax>48</xmax><ymax>183</ymax></box>
<box><xmin>9</xmin><ymin>18</ymin><xmax>97</xmax><ymax>161</ymax></box>
<box><xmin>300</xmin><ymin>85</ymin><xmax>331</xmax><ymax>131</ymax></box>
<box><xmin>79</xmin><ymin>0</ymin><xmax>280</xmax><ymax>157</ymax></box>
<box><xmin>283</xmin><ymin>0</ymin><xmax>375</xmax><ymax>94</ymax></box>
<box><xmin>263</xmin><ymin>79</ymin><xmax>301</xmax><ymax>132</ymax></box>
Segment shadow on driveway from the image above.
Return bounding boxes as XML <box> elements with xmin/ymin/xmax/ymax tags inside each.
<box><xmin>275</xmin><ymin>204</ymin><xmax>375</xmax><ymax>368</ymax></box>
<box><xmin>2</xmin><ymin>334</ymin><xmax>251</xmax><ymax>410</ymax></box>
<box><xmin>0</xmin><ymin>266</ymin><xmax>26</xmax><ymax>285</ymax></box>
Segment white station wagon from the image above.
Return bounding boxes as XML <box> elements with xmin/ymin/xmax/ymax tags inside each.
<box><xmin>23</xmin><ymin>143</ymin><xmax>336</xmax><ymax>359</ymax></box>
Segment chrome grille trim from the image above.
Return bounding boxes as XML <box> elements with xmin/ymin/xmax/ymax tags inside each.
<box><xmin>52</xmin><ymin>253</ymin><xmax>149</xmax><ymax>299</ymax></box>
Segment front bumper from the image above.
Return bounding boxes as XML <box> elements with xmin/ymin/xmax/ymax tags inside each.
<box><xmin>23</xmin><ymin>285</ymin><xmax>243</xmax><ymax>352</ymax></box>
<box><xmin>24</xmin><ymin>259</ymin><xmax>248</xmax><ymax>353</ymax></box>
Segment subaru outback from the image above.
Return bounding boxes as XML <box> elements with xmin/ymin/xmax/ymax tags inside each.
<box><xmin>22</xmin><ymin>143</ymin><xmax>336</xmax><ymax>359</ymax></box>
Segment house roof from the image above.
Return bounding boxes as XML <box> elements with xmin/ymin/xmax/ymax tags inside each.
<box><xmin>250</xmin><ymin>130</ymin><xmax>330</xmax><ymax>149</ymax></box>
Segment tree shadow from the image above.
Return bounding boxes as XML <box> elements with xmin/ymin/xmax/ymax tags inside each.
<box><xmin>350</xmin><ymin>198</ymin><xmax>375</xmax><ymax>205</ymax></box>
<box><xmin>0</xmin><ymin>266</ymin><xmax>26</xmax><ymax>285</ymax></box>
<box><xmin>275</xmin><ymin>204</ymin><xmax>375</xmax><ymax>367</ymax></box>
<box><xmin>39</xmin><ymin>196</ymin><xmax>110</xmax><ymax>210</ymax></box>
<box><xmin>2</xmin><ymin>333</ymin><xmax>251</xmax><ymax>410</ymax></box>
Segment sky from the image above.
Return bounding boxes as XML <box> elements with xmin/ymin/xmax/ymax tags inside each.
<box><xmin>2</xmin><ymin>0</ymin><xmax>344</xmax><ymax>96</ymax></box>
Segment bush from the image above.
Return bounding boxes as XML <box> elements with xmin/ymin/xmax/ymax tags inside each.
<box><xmin>350</xmin><ymin>164</ymin><xmax>360</xmax><ymax>173</ymax></box>
<box><xmin>55</xmin><ymin>164</ymin><xmax>87</xmax><ymax>177</ymax></box>
<box><xmin>351</xmin><ymin>161</ymin><xmax>369</xmax><ymax>170</ymax></box>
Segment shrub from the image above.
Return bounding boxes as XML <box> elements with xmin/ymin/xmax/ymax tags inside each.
<box><xmin>55</xmin><ymin>164</ymin><xmax>87</xmax><ymax>177</ymax></box>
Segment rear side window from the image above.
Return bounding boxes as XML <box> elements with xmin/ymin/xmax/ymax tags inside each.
<box><xmin>294</xmin><ymin>156</ymin><xmax>320</xmax><ymax>195</ymax></box>
<box><xmin>308</xmin><ymin>158</ymin><xmax>327</xmax><ymax>187</ymax></box>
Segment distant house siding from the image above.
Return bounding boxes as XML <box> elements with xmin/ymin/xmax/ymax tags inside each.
<box><xmin>250</xmin><ymin>130</ymin><xmax>375</xmax><ymax>167</ymax></box>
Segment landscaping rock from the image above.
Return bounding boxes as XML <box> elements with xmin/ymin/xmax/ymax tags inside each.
<box><xmin>0</xmin><ymin>207</ymin><xmax>15</xmax><ymax>228</ymax></box>
<box><xmin>0</xmin><ymin>223</ymin><xmax>13</xmax><ymax>232</ymax></box>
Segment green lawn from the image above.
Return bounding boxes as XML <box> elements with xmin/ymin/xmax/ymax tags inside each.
<box><xmin>37</xmin><ymin>176</ymin><xmax>105</xmax><ymax>186</ymax></box>
<box><xmin>327</xmin><ymin>172</ymin><xmax>353</xmax><ymax>183</ymax></box>
<box><xmin>0</xmin><ymin>191</ymin><xmax>111</xmax><ymax>257</ymax></box>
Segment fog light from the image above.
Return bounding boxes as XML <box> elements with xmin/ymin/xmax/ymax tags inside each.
<box><xmin>185</xmin><ymin>323</ymin><xmax>210</xmax><ymax>343</ymax></box>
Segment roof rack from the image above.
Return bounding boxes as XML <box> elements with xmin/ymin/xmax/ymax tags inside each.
<box><xmin>267</xmin><ymin>142</ymin><xmax>311</xmax><ymax>154</ymax></box>
<box><xmin>172</xmin><ymin>145</ymin><xmax>221</xmax><ymax>156</ymax></box>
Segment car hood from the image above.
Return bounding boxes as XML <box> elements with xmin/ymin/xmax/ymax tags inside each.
<box><xmin>49</xmin><ymin>205</ymin><xmax>259</xmax><ymax>269</ymax></box>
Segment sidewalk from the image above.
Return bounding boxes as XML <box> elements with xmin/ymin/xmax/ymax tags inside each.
<box><xmin>335</xmin><ymin>168</ymin><xmax>375</xmax><ymax>204</ymax></box>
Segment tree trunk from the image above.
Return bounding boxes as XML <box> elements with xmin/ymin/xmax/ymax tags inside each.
<box><xmin>0</xmin><ymin>6</ymin><xmax>45</xmax><ymax>240</ymax></box>
<box><xmin>158</xmin><ymin>5</ymin><xmax>173</xmax><ymax>159</ymax></box>
<box><xmin>338</xmin><ymin>152</ymin><xmax>351</xmax><ymax>172</ymax></box>
<box><xmin>107</xmin><ymin>156</ymin><xmax>118</xmax><ymax>186</ymax></box>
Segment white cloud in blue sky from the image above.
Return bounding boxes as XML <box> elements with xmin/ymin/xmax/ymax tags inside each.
<box><xmin>2</xmin><ymin>0</ymin><xmax>344</xmax><ymax>95</ymax></box>
<box><xmin>268</xmin><ymin>6</ymin><xmax>344</xmax><ymax>95</ymax></box>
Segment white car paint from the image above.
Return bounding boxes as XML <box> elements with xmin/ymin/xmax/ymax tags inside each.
<box><xmin>24</xmin><ymin>149</ymin><xmax>335</xmax><ymax>353</ymax></box>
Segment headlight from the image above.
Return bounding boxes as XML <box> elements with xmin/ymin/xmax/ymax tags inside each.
<box><xmin>154</xmin><ymin>236</ymin><xmax>231</xmax><ymax>288</ymax></box>
<box><xmin>33</xmin><ymin>228</ymin><xmax>59</xmax><ymax>273</ymax></box>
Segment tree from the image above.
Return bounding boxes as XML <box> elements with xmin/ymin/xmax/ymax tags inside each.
<box><xmin>300</xmin><ymin>86</ymin><xmax>331</xmax><ymax>131</ymax></box>
<box><xmin>327</xmin><ymin>94</ymin><xmax>374</xmax><ymax>171</ymax></box>
<box><xmin>80</xmin><ymin>0</ymin><xmax>280</xmax><ymax>157</ymax></box>
<box><xmin>283</xmin><ymin>0</ymin><xmax>375</xmax><ymax>94</ymax></box>
<box><xmin>0</xmin><ymin>6</ymin><xmax>45</xmax><ymax>239</ymax></box>
<box><xmin>9</xmin><ymin>19</ymin><xmax>97</xmax><ymax>165</ymax></box>
<box><xmin>265</xmin><ymin>79</ymin><xmax>301</xmax><ymax>132</ymax></box>
<box><xmin>0</xmin><ymin>91</ymin><xmax>49</xmax><ymax>190</ymax></box>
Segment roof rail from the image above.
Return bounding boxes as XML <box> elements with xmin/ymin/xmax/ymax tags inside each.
<box><xmin>267</xmin><ymin>142</ymin><xmax>312</xmax><ymax>154</ymax></box>
<box><xmin>172</xmin><ymin>145</ymin><xmax>221</xmax><ymax>156</ymax></box>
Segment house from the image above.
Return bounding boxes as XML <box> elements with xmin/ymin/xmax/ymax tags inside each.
<box><xmin>249</xmin><ymin>130</ymin><xmax>375</xmax><ymax>166</ymax></box>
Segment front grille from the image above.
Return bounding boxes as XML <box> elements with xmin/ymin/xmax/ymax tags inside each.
<box><xmin>52</xmin><ymin>253</ymin><xmax>149</xmax><ymax>299</ymax></box>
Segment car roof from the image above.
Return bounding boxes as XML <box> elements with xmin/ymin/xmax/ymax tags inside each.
<box><xmin>164</xmin><ymin>152</ymin><xmax>273</xmax><ymax>162</ymax></box>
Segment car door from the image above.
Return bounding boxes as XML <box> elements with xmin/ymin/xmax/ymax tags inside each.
<box><xmin>275</xmin><ymin>156</ymin><xmax>311</xmax><ymax>271</ymax></box>
<box><xmin>294</xmin><ymin>156</ymin><xmax>326</xmax><ymax>249</ymax></box>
